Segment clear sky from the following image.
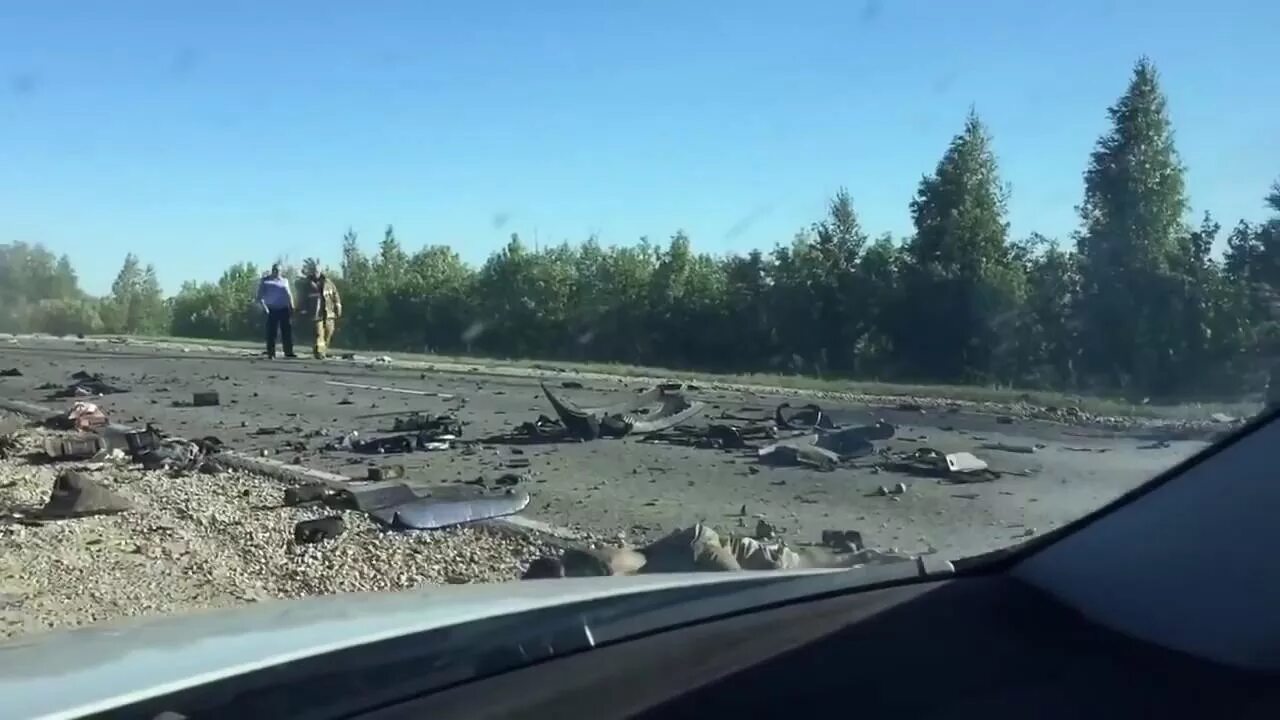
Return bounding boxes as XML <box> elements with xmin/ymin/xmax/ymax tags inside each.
<box><xmin>2</xmin><ymin>0</ymin><xmax>1277</xmax><ymax>295</ymax></box>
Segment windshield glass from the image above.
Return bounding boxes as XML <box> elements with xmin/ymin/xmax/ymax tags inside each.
<box><xmin>0</xmin><ymin>1</ymin><xmax>1273</xmax><ymax>641</ymax></box>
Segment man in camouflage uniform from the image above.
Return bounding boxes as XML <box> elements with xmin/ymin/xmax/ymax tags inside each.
<box><xmin>303</xmin><ymin>268</ymin><xmax>343</xmax><ymax>359</ymax></box>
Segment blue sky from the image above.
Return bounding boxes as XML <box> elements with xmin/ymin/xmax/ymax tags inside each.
<box><xmin>2</xmin><ymin>0</ymin><xmax>1278</xmax><ymax>295</ymax></box>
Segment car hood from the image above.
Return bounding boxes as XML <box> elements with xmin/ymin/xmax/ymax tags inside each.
<box><xmin>0</xmin><ymin>569</ymin><xmax>836</xmax><ymax>720</ymax></box>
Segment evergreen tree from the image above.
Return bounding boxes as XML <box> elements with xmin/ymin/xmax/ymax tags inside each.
<box><xmin>1075</xmin><ymin>57</ymin><xmax>1189</xmax><ymax>392</ymax></box>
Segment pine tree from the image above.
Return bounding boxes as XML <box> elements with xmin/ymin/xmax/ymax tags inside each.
<box><xmin>895</xmin><ymin>109</ymin><xmax>1020</xmax><ymax>381</ymax></box>
<box><xmin>1075</xmin><ymin>57</ymin><xmax>1189</xmax><ymax>392</ymax></box>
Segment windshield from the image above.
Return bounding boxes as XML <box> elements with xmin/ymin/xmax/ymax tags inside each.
<box><xmin>0</xmin><ymin>1</ymin><xmax>1274</xmax><ymax>642</ymax></box>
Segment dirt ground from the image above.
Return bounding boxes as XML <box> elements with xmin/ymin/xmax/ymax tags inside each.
<box><xmin>0</xmin><ymin>421</ymin><xmax>555</xmax><ymax>640</ymax></box>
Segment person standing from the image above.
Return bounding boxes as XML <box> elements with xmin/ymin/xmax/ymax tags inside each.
<box><xmin>256</xmin><ymin>263</ymin><xmax>297</xmax><ymax>359</ymax></box>
<box><xmin>303</xmin><ymin>267</ymin><xmax>342</xmax><ymax>359</ymax></box>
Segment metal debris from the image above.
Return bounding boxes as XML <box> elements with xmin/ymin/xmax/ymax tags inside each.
<box><xmin>39</xmin><ymin>471</ymin><xmax>132</xmax><ymax>519</ymax></box>
<box><xmin>323</xmin><ymin>483</ymin><xmax>420</xmax><ymax>512</ymax></box>
<box><xmin>42</xmin><ymin>434</ymin><xmax>107</xmax><ymax>461</ymax></box>
<box><xmin>774</xmin><ymin>402</ymin><xmax>837</xmax><ymax>431</ymax></box>
<box><xmin>391</xmin><ymin>413</ymin><xmax>461</xmax><ymax>436</ymax></box>
<box><xmin>370</xmin><ymin>491</ymin><xmax>531</xmax><ymax>530</ymax></box>
<box><xmin>0</xmin><ymin>368</ymin><xmax>22</xmax><ymax>377</ymax></box>
<box><xmin>539</xmin><ymin>383</ymin><xmax>705</xmax><ymax>440</ymax></box>
<box><xmin>137</xmin><ymin>438</ymin><xmax>206</xmax><ymax>473</ymax></box>
<box><xmin>192</xmin><ymin>391</ymin><xmax>220</xmax><ymax>407</ymax></box>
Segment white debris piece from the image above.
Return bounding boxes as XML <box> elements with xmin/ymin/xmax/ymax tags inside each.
<box><xmin>945</xmin><ymin>452</ymin><xmax>988</xmax><ymax>473</ymax></box>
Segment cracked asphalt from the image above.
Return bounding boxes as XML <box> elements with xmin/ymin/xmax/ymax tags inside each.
<box><xmin>0</xmin><ymin>336</ymin><xmax>1212</xmax><ymax>560</ymax></box>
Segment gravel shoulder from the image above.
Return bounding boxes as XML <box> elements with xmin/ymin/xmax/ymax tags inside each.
<box><xmin>0</xmin><ymin>421</ymin><xmax>556</xmax><ymax>640</ymax></box>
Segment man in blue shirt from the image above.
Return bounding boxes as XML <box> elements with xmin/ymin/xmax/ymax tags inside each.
<box><xmin>256</xmin><ymin>263</ymin><xmax>297</xmax><ymax>359</ymax></box>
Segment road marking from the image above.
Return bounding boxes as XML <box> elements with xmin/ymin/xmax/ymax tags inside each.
<box><xmin>325</xmin><ymin>380</ymin><xmax>455</xmax><ymax>399</ymax></box>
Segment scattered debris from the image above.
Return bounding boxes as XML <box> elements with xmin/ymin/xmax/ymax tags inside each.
<box><xmin>39</xmin><ymin>470</ymin><xmax>132</xmax><ymax>519</ymax></box>
<box><xmin>560</xmin><ymin>380</ymin><xmax>584</xmax><ymax>389</ymax></box>
<box><xmin>878</xmin><ymin>448</ymin><xmax>998</xmax><ymax>482</ymax></box>
<box><xmin>887</xmin><ymin>482</ymin><xmax>909</xmax><ymax>495</ymax></box>
<box><xmin>51</xmin><ymin>371</ymin><xmax>128</xmax><ymax>398</ymax></box>
<box><xmin>995</xmin><ymin>415</ymin><xmax>1015</xmax><ymax>425</ymax></box>
<box><xmin>137</xmin><ymin>438</ymin><xmax>207</xmax><ymax>473</ymax></box>
<box><xmin>0</xmin><ymin>368</ymin><xmax>22</xmax><ymax>377</ymax></box>
<box><xmin>1138</xmin><ymin>440</ymin><xmax>1172</xmax><ymax>450</ymax></box>
<box><xmin>391</xmin><ymin>413</ymin><xmax>461</xmax><ymax>436</ymax></box>
<box><xmin>1210</xmin><ymin>412</ymin><xmax>1236</xmax><ymax>424</ymax></box>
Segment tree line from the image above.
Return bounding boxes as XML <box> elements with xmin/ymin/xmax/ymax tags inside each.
<box><xmin>3</xmin><ymin>59</ymin><xmax>1279</xmax><ymax>400</ymax></box>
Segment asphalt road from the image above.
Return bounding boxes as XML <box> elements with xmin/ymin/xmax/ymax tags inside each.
<box><xmin>0</xmin><ymin>337</ymin><xmax>1210</xmax><ymax>560</ymax></box>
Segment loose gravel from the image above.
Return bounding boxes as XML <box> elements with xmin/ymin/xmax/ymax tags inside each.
<box><xmin>0</xmin><ymin>421</ymin><xmax>558</xmax><ymax>640</ymax></box>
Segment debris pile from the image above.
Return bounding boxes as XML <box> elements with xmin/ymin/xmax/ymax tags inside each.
<box><xmin>0</xmin><ymin>425</ymin><xmax>556</xmax><ymax>639</ymax></box>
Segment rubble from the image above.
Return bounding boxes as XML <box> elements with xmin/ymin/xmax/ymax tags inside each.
<box><xmin>0</xmin><ymin>368</ymin><xmax>21</xmax><ymax>377</ymax></box>
<box><xmin>0</xmin><ymin>425</ymin><xmax>556</xmax><ymax>639</ymax></box>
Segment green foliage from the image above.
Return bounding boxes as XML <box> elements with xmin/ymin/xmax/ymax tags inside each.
<box><xmin>6</xmin><ymin>58</ymin><xmax>1279</xmax><ymax>400</ymax></box>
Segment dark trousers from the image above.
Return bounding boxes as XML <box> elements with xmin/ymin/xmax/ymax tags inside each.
<box><xmin>266</xmin><ymin>307</ymin><xmax>294</xmax><ymax>357</ymax></box>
